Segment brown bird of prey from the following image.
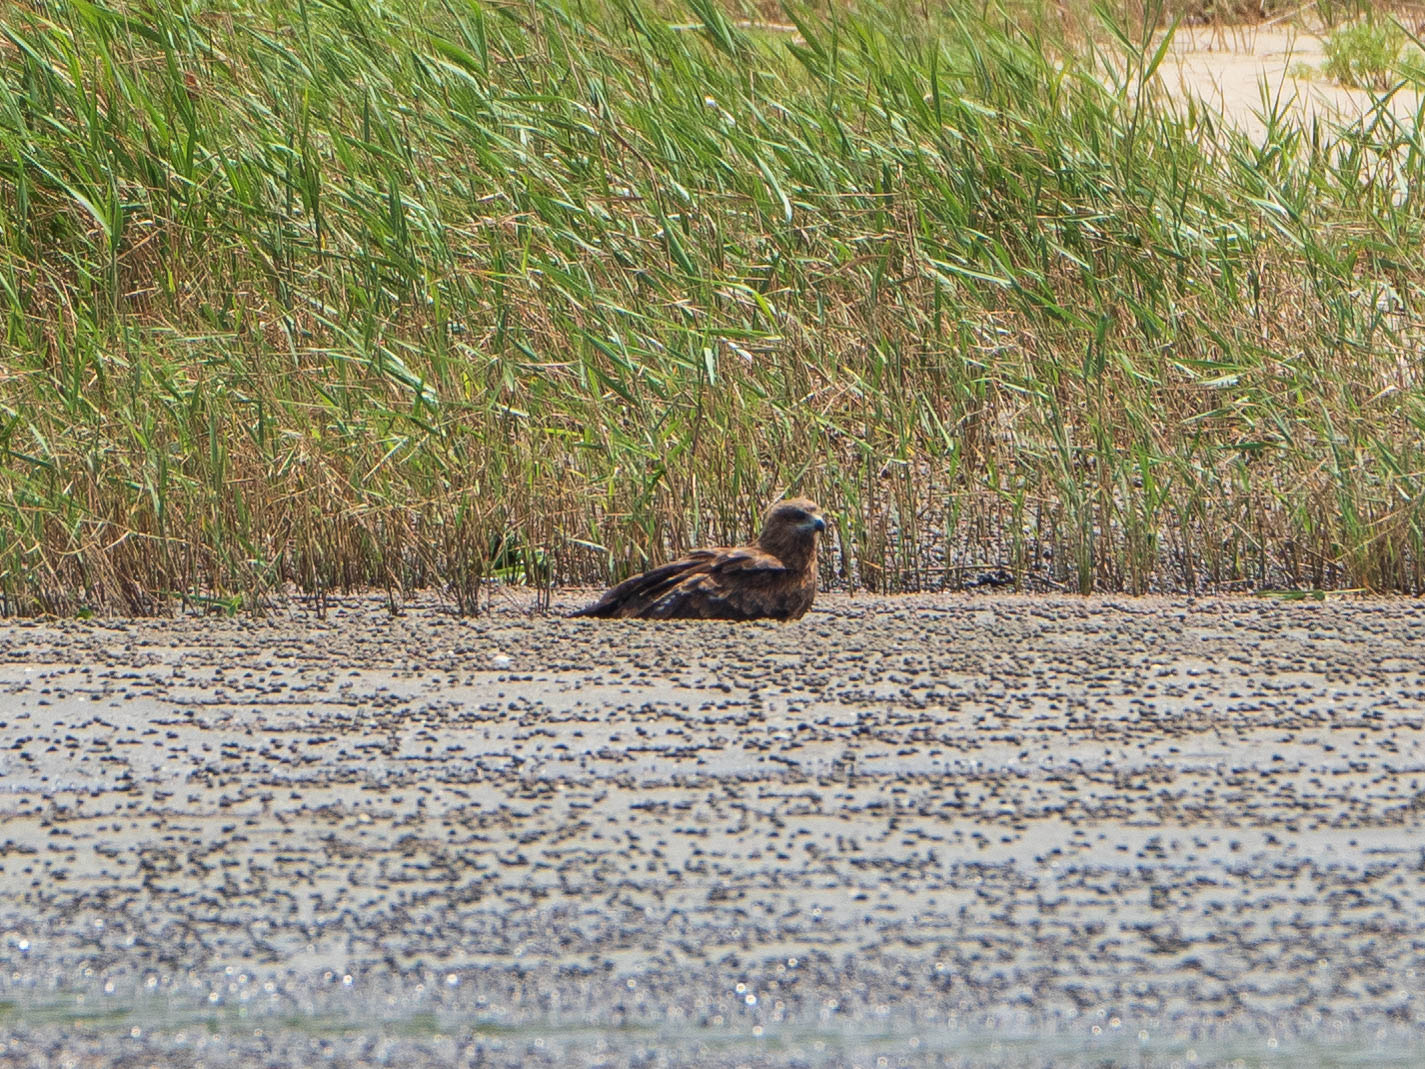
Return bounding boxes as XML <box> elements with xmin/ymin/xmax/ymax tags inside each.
<box><xmin>571</xmin><ymin>498</ymin><xmax>827</xmax><ymax>621</ymax></box>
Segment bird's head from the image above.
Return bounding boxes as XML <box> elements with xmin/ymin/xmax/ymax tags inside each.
<box><xmin>757</xmin><ymin>498</ymin><xmax>826</xmax><ymax>563</ymax></box>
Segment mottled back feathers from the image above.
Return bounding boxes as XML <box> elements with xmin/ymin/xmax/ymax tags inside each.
<box><xmin>570</xmin><ymin>498</ymin><xmax>826</xmax><ymax>621</ymax></box>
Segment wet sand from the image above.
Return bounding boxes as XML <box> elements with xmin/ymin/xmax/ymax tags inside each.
<box><xmin>2</xmin><ymin>593</ymin><xmax>1424</xmax><ymax>1066</ymax></box>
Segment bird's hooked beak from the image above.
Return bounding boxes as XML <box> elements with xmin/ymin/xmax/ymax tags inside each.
<box><xmin>809</xmin><ymin>514</ymin><xmax>827</xmax><ymax>533</ymax></box>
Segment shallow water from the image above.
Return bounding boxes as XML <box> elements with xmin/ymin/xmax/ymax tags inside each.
<box><xmin>2</xmin><ymin>593</ymin><xmax>1425</xmax><ymax>1066</ymax></box>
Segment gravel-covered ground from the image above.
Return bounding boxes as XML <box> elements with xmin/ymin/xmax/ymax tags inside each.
<box><xmin>2</xmin><ymin>593</ymin><xmax>1424</xmax><ymax>1067</ymax></box>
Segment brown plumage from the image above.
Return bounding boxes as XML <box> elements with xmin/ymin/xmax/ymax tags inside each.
<box><xmin>571</xmin><ymin>498</ymin><xmax>827</xmax><ymax>621</ymax></box>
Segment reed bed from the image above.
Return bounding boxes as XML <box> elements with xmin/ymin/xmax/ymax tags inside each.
<box><xmin>2</xmin><ymin>0</ymin><xmax>1425</xmax><ymax>613</ymax></box>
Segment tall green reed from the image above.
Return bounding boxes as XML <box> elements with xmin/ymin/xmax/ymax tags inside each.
<box><xmin>1</xmin><ymin>0</ymin><xmax>1424</xmax><ymax>613</ymax></box>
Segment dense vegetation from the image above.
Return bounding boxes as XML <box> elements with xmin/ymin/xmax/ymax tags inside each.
<box><xmin>3</xmin><ymin>0</ymin><xmax>1425</xmax><ymax>613</ymax></box>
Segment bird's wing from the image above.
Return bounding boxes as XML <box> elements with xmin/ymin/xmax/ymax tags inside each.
<box><xmin>639</xmin><ymin>547</ymin><xmax>800</xmax><ymax>620</ymax></box>
<box><xmin>568</xmin><ymin>549</ymin><xmax>722</xmax><ymax>618</ymax></box>
<box><xmin>570</xmin><ymin>546</ymin><xmax>798</xmax><ymax>619</ymax></box>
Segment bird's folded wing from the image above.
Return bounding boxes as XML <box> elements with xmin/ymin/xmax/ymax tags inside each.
<box><xmin>571</xmin><ymin>546</ymin><xmax>795</xmax><ymax>618</ymax></box>
<box><xmin>644</xmin><ymin>547</ymin><xmax>798</xmax><ymax>619</ymax></box>
<box><xmin>705</xmin><ymin>547</ymin><xmax>792</xmax><ymax>574</ymax></box>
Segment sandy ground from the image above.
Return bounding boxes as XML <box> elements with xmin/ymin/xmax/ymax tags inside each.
<box><xmin>2</xmin><ymin>593</ymin><xmax>1425</xmax><ymax>1066</ymax></box>
<box><xmin>1163</xmin><ymin>25</ymin><xmax>1422</xmax><ymax>135</ymax></box>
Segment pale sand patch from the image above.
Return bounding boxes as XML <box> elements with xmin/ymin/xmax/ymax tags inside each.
<box><xmin>1161</xmin><ymin>24</ymin><xmax>1421</xmax><ymax>136</ymax></box>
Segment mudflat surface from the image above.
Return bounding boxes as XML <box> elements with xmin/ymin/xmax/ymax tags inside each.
<box><xmin>2</xmin><ymin>593</ymin><xmax>1424</xmax><ymax>1067</ymax></box>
